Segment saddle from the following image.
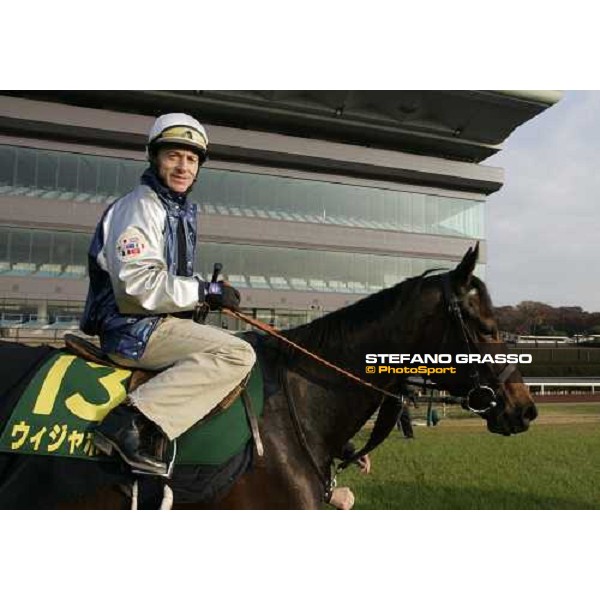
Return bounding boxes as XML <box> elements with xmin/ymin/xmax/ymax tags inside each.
<box><xmin>63</xmin><ymin>334</ymin><xmax>243</xmax><ymax>418</ymax></box>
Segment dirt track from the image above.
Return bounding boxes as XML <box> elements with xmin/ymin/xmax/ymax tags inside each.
<box><xmin>535</xmin><ymin>394</ymin><xmax>600</xmax><ymax>403</ymax></box>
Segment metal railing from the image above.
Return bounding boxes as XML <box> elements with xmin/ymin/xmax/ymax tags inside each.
<box><xmin>0</xmin><ymin>326</ymin><xmax>96</xmax><ymax>347</ymax></box>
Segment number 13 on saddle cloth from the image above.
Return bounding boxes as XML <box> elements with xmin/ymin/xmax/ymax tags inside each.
<box><xmin>0</xmin><ymin>343</ymin><xmax>264</xmax><ymax>466</ymax></box>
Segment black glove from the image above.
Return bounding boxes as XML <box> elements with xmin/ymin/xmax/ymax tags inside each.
<box><xmin>205</xmin><ymin>281</ymin><xmax>241</xmax><ymax>311</ymax></box>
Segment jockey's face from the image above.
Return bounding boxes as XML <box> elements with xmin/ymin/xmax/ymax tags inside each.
<box><xmin>156</xmin><ymin>147</ymin><xmax>200</xmax><ymax>194</ymax></box>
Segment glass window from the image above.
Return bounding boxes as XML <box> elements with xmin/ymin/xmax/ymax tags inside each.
<box><xmin>381</xmin><ymin>189</ymin><xmax>396</xmax><ymax>228</ymax></box>
<box><xmin>97</xmin><ymin>157</ymin><xmax>119</xmax><ymax>196</ymax></box>
<box><xmin>221</xmin><ymin>169</ymin><xmax>244</xmax><ymax>210</ymax></box>
<box><xmin>118</xmin><ymin>161</ymin><xmax>143</xmax><ymax>192</ymax></box>
<box><xmin>367</xmin><ymin>187</ymin><xmax>386</xmax><ymax>226</ymax></box>
<box><xmin>412</xmin><ymin>193</ymin><xmax>426</xmax><ymax>234</ymax></box>
<box><xmin>37</xmin><ymin>151</ymin><xmax>59</xmax><ymax>190</ymax></box>
<box><xmin>10</xmin><ymin>229</ymin><xmax>31</xmax><ymax>263</ymax></box>
<box><xmin>201</xmin><ymin>169</ymin><xmax>225</xmax><ymax>206</ymax></box>
<box><xmin>15</xmin><ymin>147</ymin><xmax>36</xmax><ymax>188</ymax></box>
<box><xmin>0</xmin><ymin>145</ymin><xmax>16</xmax><ymax>186</ymax></box>
<box><xmin>200</xmin><ymin>169</ymin><xmax>485</xmax><ymax>239</ymax></box>
<box><xmin>56</xmin><ymin>153</ymin><xmax>79</xmax><ymax>192</ymax></box>
<box><xmin>425</xmin><ymin>195</ymin><xmax>438</xmax><ymax>235</ymax></box>
<box><xmin>195</xmin><ymin>242</ymin><xmax>460</xmax><ymax>293</ymax></box>
<box><xmin>0</xmin><ymin>228</ymin><xmax>9</xmax><ymax>262</ymax></box>
<box><xmin>0</xmin><ymin>144</ymin><xmax>485</xmax><ymax>239</ymax></box>
<box><xmin>365</xmin><ymin>254</ymin><xmax>382</xmax><ymax>290</ymax></box>
<box><xmin>73</xmin><ymin>233</ymin><xmax>91</xmax><ymax>266</ymax></box>
<box><xmin>397</xmin><ymin>190</ymin><xmax>412</xmax><ymax>230</ymax></box>
<box><xmin>0</xmin><ymin>225</ymin><xmax>475</xmax><ymax>289</ymax></box>
<box><xmin>31</xmin><ymin>230</ymin><xmax>52</xmax><ymax>265</ymax></box>
<box><xmin>79</xmin><ymin>155</ymin><xmax>99</xmax><ymax>195</ymax></box>
<box><xmin>53</xmin><ymin>232</ymin><xmax>73</xmax><ymax>265</ymax></box>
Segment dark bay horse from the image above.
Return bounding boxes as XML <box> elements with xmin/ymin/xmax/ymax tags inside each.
<box><xmin>0</xmin><ymin>244</ymin><xmax>537</xmax><ymax>509</ymax></box>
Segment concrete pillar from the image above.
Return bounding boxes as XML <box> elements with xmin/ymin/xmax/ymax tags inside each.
<box><xmin>37</xmin><ymin>300</ymin><xmax>48</xmax><ymax>324</ymax></box>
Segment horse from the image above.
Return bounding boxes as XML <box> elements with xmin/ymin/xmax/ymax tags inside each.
<box><xmin>0</xmin><ymin>244</ymin><xmax>537</xmax><ymax>509</ymax></box>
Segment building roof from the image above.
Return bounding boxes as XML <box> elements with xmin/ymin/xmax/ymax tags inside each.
<box><xmin>2</xmin><ymin>90</ymin><xmax>561</xmax><ymax>163</ymax></box>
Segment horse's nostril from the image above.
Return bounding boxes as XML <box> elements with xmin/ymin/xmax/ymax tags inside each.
<box><xmin>524</xmin><ymin>404</ymin><xmax>538</xmax><ymax>421</ymax></box>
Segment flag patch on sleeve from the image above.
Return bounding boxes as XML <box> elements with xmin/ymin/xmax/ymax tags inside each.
<box><xmin>116</xmin><ymin>229</ymin><xmax>148</xmax><ymax>262</ymax></box>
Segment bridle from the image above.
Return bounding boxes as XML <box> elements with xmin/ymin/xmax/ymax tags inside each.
<box><xmin>439</xmin><ymin>272</ymin><xmax>517</xmax><ymax>416</ymax></box>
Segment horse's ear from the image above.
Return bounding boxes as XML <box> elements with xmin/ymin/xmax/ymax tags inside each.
<box><xmin>451</xmin><ymin>242</ymin><xmax>479</xmax><ymax>291</ymax></box>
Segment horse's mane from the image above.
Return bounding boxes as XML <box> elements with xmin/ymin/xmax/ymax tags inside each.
<box><xmin>280</xmin><ymin>270</ymin><xmax>496</xmax><ymax>357</ymax></box>
<box><xmin>283</xmin><ymin>271</ymin><xmax>436</xmax><ymax>356</ymax></box>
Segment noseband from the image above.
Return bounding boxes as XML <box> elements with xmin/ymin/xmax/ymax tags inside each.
<box><xmin>440</xmin><ymin>273</ymin><xmax>516</xmax><ymax>416</ymax></box>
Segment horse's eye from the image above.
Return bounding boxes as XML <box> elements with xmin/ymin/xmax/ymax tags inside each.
<box><xmin>479</xmin><ymin>321</ymin><xmax>498</xmax><ymax>336</ymax></box>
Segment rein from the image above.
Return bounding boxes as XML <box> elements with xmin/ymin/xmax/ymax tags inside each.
<box><xmin>222</xmin><ymin>308</ymin><xmax>402</xmax><ymax>402</ymax></box>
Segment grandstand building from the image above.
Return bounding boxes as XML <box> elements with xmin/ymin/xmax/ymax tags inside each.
<box><xmin>0</xmin><ymin>91</ymin><xmax>560</xmax><ymax>338</ymax></box>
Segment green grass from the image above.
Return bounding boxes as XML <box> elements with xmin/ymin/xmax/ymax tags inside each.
<box><xmin>410</xmin><ymin>401</ymin><xmax>600</xmax><ymax>421</ymax></box>
<box><xmin>536</xmin><ymin>402</ymin><xmax>600</xmax><ymax>416</ymax></box>
<box><xmin>337</xmin><ymin>419</ymin><xmax>600</xmax><ymax>510</ymax></box>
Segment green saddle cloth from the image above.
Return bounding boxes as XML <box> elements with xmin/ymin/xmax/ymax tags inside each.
<box><xmin>0</xmin><ymin>346</ymin><xmax>263</xmax><ymax>466</ymax></box>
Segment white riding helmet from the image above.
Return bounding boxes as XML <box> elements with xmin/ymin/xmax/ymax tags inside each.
<box><xmin>147</xmin><ymin>113</ymin><xmax>208</xmax><ymax>160</ymax></box>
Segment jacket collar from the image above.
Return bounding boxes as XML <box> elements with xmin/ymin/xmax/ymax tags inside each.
<box><xmin>141</xmin><ymin>167</ymin><xmax>188</xmax><ymax>207</ymax></box>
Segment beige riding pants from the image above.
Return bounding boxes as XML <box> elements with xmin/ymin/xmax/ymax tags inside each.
<box><xmin>109</xmin><ymin>317</ymin><xmax>256</xmax><ymax>440</ymax></box>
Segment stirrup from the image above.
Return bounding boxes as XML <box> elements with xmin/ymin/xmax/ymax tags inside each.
<box><xmin>131</xmin><ymin>440</ymin><xmax>177</xmax><ymax>479</ymax></box>
<box><xmin>94</xmin><ymin>429</ymin><xmax>169</xmax><ymax>477</ymax></box>
<box><xmin>92</xmin><ymin>433</ymin><xmax>114</xmax><ymax>456</ymax></box>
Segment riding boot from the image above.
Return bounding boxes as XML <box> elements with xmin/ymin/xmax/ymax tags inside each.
<box><xmin>93</xmin><ymin>402</ymin><xmax>169</xmax><ymax>477</ymax></box>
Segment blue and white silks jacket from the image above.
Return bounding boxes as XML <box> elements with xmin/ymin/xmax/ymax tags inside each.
<box><xmin>80</xmin><ymin>169</ymin><xmax>204</xmax><ymax>360</ymax></box>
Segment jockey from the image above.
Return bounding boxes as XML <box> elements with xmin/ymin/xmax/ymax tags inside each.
<box><xmin>80</xmin><ymin>113</ymin><xmax>256</xmax><ymax>476</ymax></box>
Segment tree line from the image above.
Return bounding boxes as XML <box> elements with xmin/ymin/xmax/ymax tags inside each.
<box><xmin>494</xmin><ymin>302</ymin><xmax>600</xmax><ymax>337</ymax></box>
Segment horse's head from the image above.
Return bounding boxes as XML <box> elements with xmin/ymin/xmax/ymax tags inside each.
<box><xmin>283</xmin><ymin>244</ymin><xmax>536</xmax><ymax>436</ymax></box>
<box><xmin>414</xmin><ymin>243</ymin><xmax>538</xmax><ymax>436</ymax></box>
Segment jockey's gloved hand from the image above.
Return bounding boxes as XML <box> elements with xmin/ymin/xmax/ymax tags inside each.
<box><xmin>205</xmin><ymin>281</ymin><xmax>241</xmax><ymax>311</ymax></box>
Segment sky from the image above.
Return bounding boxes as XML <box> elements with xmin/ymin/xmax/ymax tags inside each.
<box><xmin>483</xmin><ymin>91</ymin><xmax>600</xmax><ymax>313</ymax></box>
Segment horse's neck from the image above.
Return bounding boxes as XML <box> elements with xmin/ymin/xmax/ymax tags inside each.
<box><xmin>284</xmin><ymin>292</ymin><xmax>420</xmax><ymax>374</ymax></box>
<box><xmin>282</xmin><ymin>324</ymin><xmax>416</xmax><ymax>393</ymax></box>
<box><xmin>262</xmin><ymin>289</ymin><xmax>420</xmax><ymax>473</ymax></box>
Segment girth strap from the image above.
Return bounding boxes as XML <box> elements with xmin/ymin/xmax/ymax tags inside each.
<box><xmin>241</xmin><ymin>388</ymin><xmax>264</xmax><ymax>457</ymax></box>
